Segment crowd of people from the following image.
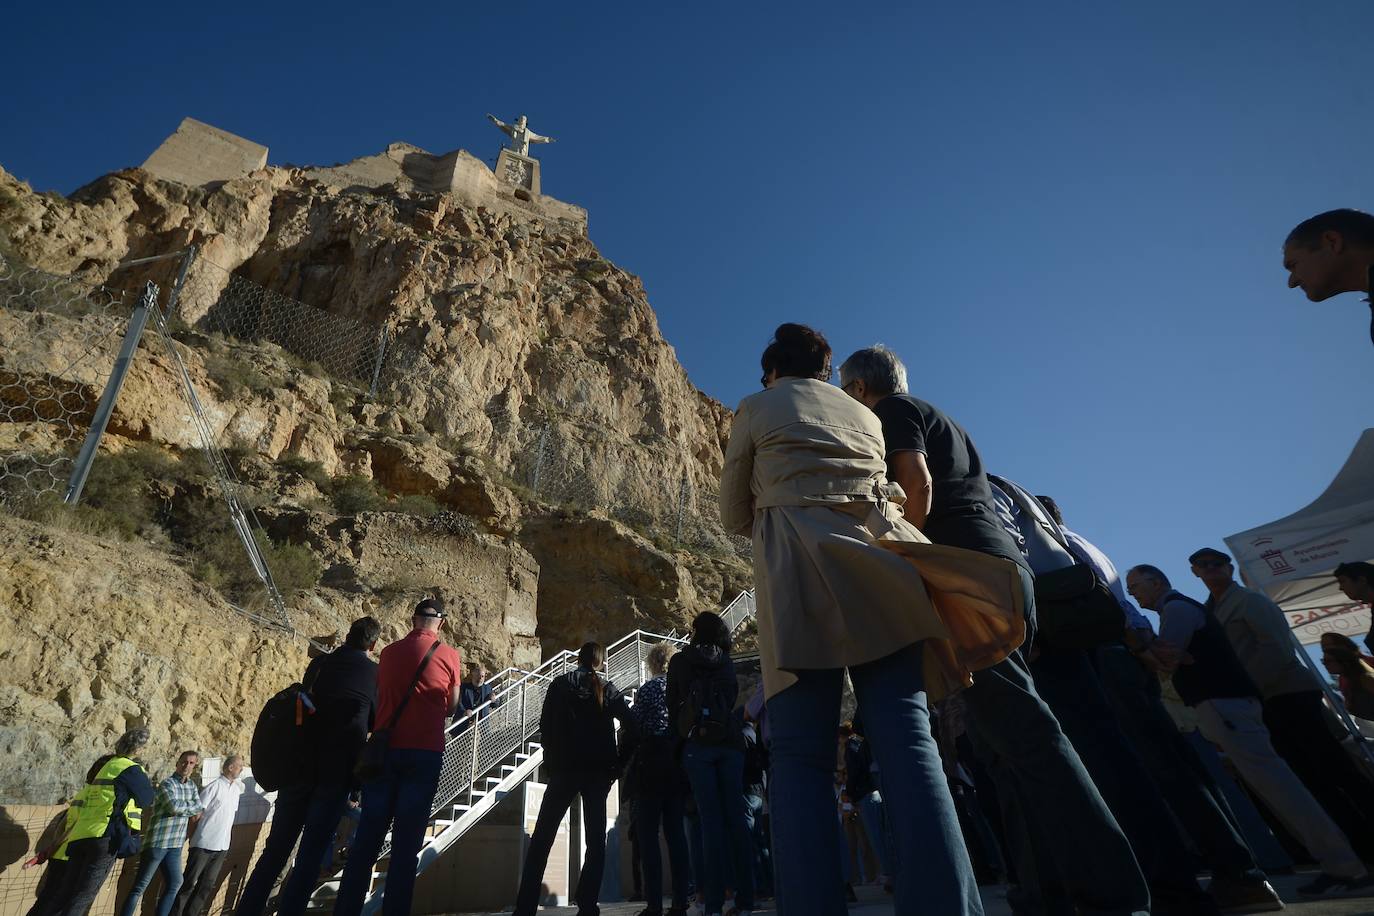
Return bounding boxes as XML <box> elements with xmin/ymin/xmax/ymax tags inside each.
<box><xmin>20</xmin><ymin>207</ymin><xmax>1374</xmax><ymax>916</ymax></box>
<box><xmin>697</xmin><ymin>313</ymin><xmax>1374</xmax><ymax>916</ymax></box>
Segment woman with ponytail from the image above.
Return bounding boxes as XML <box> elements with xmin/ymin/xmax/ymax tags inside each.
<box><xmin>513</xmin><ymin>642</ymin><xmax>633</xmax><ymax>916</ymax></box>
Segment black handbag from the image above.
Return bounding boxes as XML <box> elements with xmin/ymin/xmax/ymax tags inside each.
<box><xmin>990</xmin><ymin>477</ymin><xmax>1124</xmax><ymax>651</ymax></box>
<box><xmin>354</xmin><ymin>639</ymin><xmax>441</xmax><ymax>782</ymax></box>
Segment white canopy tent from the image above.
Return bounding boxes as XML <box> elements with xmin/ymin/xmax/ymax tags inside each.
<box><xmin>1226</xmin><ymin>428</ymin><xmax>1374</xmax><ymax>648</ymax></box>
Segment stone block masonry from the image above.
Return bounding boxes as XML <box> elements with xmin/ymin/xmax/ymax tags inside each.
<box><xmin>142</xmin><ymin>117</ymin><xmax>268</xmax><ymax>187</ymax></box>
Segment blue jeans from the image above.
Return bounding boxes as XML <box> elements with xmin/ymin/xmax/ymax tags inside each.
<box><xmin>686</xmin><ymin>807</ymin><xmax>705</xmax><ymax>897</ymax></box>
<box><xmin>321</xmin><ymin>802</ymin><xmax>361</xmax><ymax>874</ymax></box>
<box><xmin>119</xmin><ymin>846</ymin><xmax>183</xmax><ymax>916</ymax></box>
<box><xmin>857</xmin><ymin>790</ymin><xmax>894</xmax><ymax>877</ymax></box>
<box><xmin>682</xmin><ymin>743</ymin><xmax>755</xmax><ymax>914</ymax></box>
<box><xmin>742</xmin><ymin>792</ymin><xmax>773</xmax><ymax>897</ymax></box>
<box><xmin>768</xmin><ymin>643</ymin><xmax>983</xmax><ymax>916</ymax></box>
<box><xmin>333</xmin><ymin>747</ymin><xmax>443</xmax><ymax>916</ymax></box>
<box><xmin>513</xmin><ymin>769</ymin><xmax>613</xmax><ymax>916</ymax></box>
<box><xmin>636</xmin><ymin>792</ymin><xmax>691</xmax><ymax>911</ymax></box>
<box><xmin>963</xmin><ymin>566</ymin><xmax>1149</xmax><ymax>916</ymax></box>
<box><xmin>234</xmin><ymin>782</ymin><xmax>350</xmax><ymax>916</ymax></box>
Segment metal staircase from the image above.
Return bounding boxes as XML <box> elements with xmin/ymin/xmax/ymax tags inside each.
<box><xmin>307</xmin><ymin>589</ymin><xmax>756</xmax><ymax>914</ymax></box>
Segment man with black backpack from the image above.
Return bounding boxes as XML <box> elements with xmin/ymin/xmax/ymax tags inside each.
<box><xmin>1129</xmin><ymin>564</ymin><xmax>1371</xmax><ymax>898</ymax></box>
<box><xmin>236</xmin><ymin>616</ymin><xmax>380</xmax><ymax>916</ymax></box>
<box><xmin>513</xmin><ymin>642</ymin><xmax>635</xmax><ymax>916</ymax></box>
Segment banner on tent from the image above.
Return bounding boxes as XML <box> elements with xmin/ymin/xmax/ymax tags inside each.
<box><xmin>1287</xmin><ymin>602</ymin><xmax>1372</xmax><ymax>646</ymax></box>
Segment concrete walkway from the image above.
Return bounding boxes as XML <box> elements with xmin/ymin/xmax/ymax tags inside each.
<box><xmin>478</xmin><ymin>873</ymin><xmax>1374</xmax><ymax>915</ymax></box>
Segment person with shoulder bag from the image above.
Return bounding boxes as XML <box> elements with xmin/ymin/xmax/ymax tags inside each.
<box><xmin>334</xmin><ymin>599</ymin><xmax>462</xmax><ymax>916</ymax></box>
<box><xmin>513</xmin><ymin>642</ymin><xmax>635</xmax><ymax>916</ymax></box>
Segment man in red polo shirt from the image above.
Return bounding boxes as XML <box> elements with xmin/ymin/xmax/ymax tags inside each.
<box><xmin>335</xmin><ymin>597</ymin><xmax>462</xmax><ymax>916</ymax></box>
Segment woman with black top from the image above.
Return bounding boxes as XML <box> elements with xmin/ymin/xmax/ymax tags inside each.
<box><xmin>513</xmin><ymin>643</ymin><xmax>633</xmax><ymax>916</ymax></box>
<box><xmin>667</xmin><ymin>612</ymin><xmax>754</xmax><ymax>916</ymax></box>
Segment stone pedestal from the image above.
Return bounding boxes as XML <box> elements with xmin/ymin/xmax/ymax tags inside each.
<box><xmin>496</xmin><ymin>149</ymin><xmax>541</xmax><ymax>198</ymax></box>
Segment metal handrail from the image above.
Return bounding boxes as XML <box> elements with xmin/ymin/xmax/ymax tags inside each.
<box><xmin>423</xmin><ymin>592</ymin><xmax>754</xmax><ymax>823</ymax></box>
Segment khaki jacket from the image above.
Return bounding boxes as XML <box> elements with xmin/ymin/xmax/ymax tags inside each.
<box><xmin>721</xmin><ymin>378</ymin><xmax>1024</xmax><ymax>700</ymax></box>
<box><xmin>1211</xmin><ymin>583</ymin><xmax>1319</xmax><ymax>699</ymax></box>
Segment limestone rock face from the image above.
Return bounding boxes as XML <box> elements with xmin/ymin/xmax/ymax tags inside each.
<box><xmin>0</xmin><ymin>162</ymin><xmax>733</xmax><ymax>507</ymax></box>
<box><xmin>0</xmin><ymin>514</ymin><xmax>313</xmax><ymax>804</ymax></box>
<box><xmin>518</xmin><ymin>514</ymin><xmax>751</xmax><ymax>654</ymax></box>
<box><xmin>0</xmin><ymin>507</ymin><xmax>543</xmax><ymax>803</ymax></box>
<box><xmin>0</xmin><ymin>151</ymin><xmax>753</xmax><ymax>802</ymax></box>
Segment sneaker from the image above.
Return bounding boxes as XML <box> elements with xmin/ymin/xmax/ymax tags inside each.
<box><xmin>1297</xmin><ymin>872</ymin><xmax>1374</xmax><ymax>896</ymax></box>
<box><xmin>1207</xmin><ymin>877</ymin><xmax>1284</xmax><ymax>913</ymax></box>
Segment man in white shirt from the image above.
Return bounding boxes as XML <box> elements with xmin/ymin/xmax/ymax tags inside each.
<box><xmin>169</xmin><ymin>755</ymin><xmax>246</xmax><ymax>916</ymax></box>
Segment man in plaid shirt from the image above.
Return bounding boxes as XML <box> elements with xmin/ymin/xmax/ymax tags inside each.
<box><xmin>118</xmin><ymin>751</ymin><xmax>204</xmax><ymax>916</ymax></box>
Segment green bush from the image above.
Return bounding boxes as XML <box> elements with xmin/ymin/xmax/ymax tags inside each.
<box><xmin>0</xmin><ymin>488</ymin><xmax>134</xmax><ymax>540</ymax></box>
<box><xmin>70</xmin><ymin>444</ymin><xmax>176</xmax><ymax>539</ymax></box>
<box><xmin>393</xmin><ymin>494</ymin><xmax>441</xmax><ymax>516</ymax></box>
<box><xmin>182</xmin><ymin>498</ymin><xmax>321</xmax><ymax>600</ymax></box>
<box><xmin>329</xmin><ymin>475</ymin><xmax>384</xmax><ymax>515</ymax></box>
<box><xmin>276</xmin><ymin>454</ymin><xmax>330</xmax><ymax>490</ymax></box>
<box><xmin>203</xmin><ymin>351</ymin><xmax>272</xmax><ymax>399</ymax></box>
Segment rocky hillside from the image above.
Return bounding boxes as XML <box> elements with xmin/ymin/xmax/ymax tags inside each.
<box><xmin>0</xmin><ymin>155</ymin><xmax>750</xmax><ymax>802</ymax></box>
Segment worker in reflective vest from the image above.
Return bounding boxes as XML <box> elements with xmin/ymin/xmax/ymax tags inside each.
<box><xmin>38</xmin><ymin>727</ymin><xmax>155</xmax><ymax>916</ymax></box>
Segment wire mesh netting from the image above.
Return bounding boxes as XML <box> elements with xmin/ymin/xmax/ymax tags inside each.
<box><xmin>0</xmin><ymin>255</ymin><xmax>130</xmax><ymax>507</ymax></box>
<box><xmin>173</xmin><ymin>257</ymin><xmax>398</xmax><ymax>395</ymax></box>
<box><xmin>491</xmin><ymin>408</ymin><xmax>751</xmax><ymax>560</ymax></box>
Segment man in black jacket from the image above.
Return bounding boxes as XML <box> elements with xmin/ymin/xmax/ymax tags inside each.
<box><xmin>514</xmin><ymin>643</ymin><xmax>634</xmax><ymax>916</ymax></box>
<box><xmin>234</xmin><ymin>617</ymin><xmax>380</xmax><ymax>916</ymax></box>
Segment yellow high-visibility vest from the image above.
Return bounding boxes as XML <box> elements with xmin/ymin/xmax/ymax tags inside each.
<box><xmin>55</xmin><ymin>756</ymin><xmax>144</xmax><ymax>859</ymax></box>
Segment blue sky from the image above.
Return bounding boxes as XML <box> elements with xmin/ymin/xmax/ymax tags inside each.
<box><xmin>3</xmin><ymin>1</ymin><xmax>1372</xmax><ymax>617</ymax></box>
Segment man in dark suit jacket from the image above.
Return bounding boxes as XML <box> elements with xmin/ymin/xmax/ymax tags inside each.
<box><xmin>234</xmin><ymin>617</ymin><xmax>380</xmax><ymax>916</ymax></box>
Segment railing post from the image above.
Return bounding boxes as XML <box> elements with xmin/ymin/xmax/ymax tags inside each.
<box><xmin>519</xmin><ymin>681</ymin><xmax>528</xmax><ymax>750</ymax></box>
<box><xmin>367</xmin><ymin>327</ymin><xmax>389</xmax><ymax>399</ymax></box>
<box><xmin>635</xmin><ymin>635</ymin><xmax>645</xmax><ymax>686</ymax></box>
<box><xmin>468</xmin><ymin>723</ymin><xmax>481</xmax><ymax>807</ymax></box>
<box><xmin>65</xmin><ymin>281</ymin><xmax>157</xmax><ymax>505</ymax></box>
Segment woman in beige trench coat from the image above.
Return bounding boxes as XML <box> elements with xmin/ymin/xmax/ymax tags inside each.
<box><xmin>720</xmin><ymin>324</ymin><xmax>1024</xmax><ymax>916</ymax></box>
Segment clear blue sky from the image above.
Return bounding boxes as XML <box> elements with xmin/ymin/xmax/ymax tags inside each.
<box><xmin>4</xmin><ymin>2</ymin><xmax>1371</xmax><ymax>616</ymax></box>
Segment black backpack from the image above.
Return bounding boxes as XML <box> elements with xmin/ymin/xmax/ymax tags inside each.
<box><xmin>250</xmin><ymin>679</ymin><xmax>314</xmax><ymax>792</ymax></box>
<box><xmin>989</xmin><ymin>475</ymin><xmax>1125</xmax><ymax>651</ymax></box>
<box><xmin>676</xmin><ymin>669</ymin><xmax>734</xmax><ymax>745</ymax></box>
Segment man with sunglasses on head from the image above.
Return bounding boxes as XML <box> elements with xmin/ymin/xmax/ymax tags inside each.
<box><xmin>1191</xmin><ymin>548</ymin><xmax>1374</xmax><ymax>865</ymax></box>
